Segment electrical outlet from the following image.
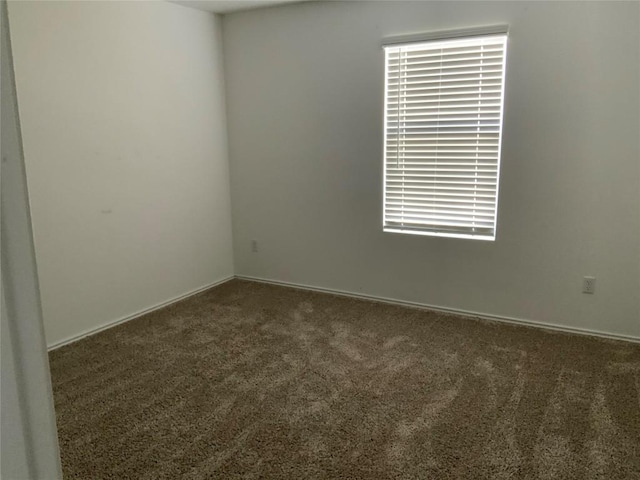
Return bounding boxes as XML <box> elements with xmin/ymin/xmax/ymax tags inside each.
<box><xmin>582</xmin><ymin>276</ymin><xmax>595</xmax><ymax>294</ymax></box>
<box><xmin>251</xmin><ymin>240</ymin><xmax>258</xmax><ymax>253</ymax></box>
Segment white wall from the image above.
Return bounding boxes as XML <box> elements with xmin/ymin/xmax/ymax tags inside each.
<box><xmin>223</xmin><ymin>1</ymin><xmax>640</xmax><ymax>338</ymax></box>
<box><xmin>8</xmin><ymin>0</ymin><xmax>234</xmax><ymax>346</ymax></box>
<box><xmin>2</xmin><ymin>1</ymin><xmax>61</xmax><ymax>476</ymax></box>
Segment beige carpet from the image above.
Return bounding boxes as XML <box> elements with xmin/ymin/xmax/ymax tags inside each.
<box><xmin>50</xmin><ymin>279</ymin><xmax>640</xmax><ymax>479</ymax></box>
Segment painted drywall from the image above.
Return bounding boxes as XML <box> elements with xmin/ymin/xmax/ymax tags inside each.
<box><xmin>223</xmin><ymin>1</ymin><xmax>640</xmax><ymax>338</ymax></box>
<box><xmin>1</xmin><ymin>1</ymin><xmax>61</xmax><ymax>475</ymax></box>
<box><xmin>8</xmin><ymin>0</ymin><xmax>234</xmax><ymax>346</ymax></box>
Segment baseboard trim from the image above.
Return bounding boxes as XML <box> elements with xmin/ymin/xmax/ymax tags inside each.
<box><xmin>48</xmin><ymin>273</ymin><xmax>640</xmax><ymax>350</ymax></box>
<box><xmin>236</xmin><ymin>275</ymin><xmax>640</xmax><ymax>344</ymax></box>
<box><xmin>47</xmin><ymin>275</ymin><xmax>235</xmax><ymax>351</ymax></box>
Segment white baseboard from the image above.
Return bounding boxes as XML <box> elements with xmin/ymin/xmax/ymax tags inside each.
<box><xmin>48</xmin><ymin>273</ymin><xmax>640</xmax><ymax>350</ymax></box>
<box><xmin>236</xmin><ymin>275</ymin><xmax>640</xmax><ymax>344</ymax></box>
<box><xmin>47</xmin><ymin>275</ymin><xmax>235</xmax><ymax>351</ymax></box>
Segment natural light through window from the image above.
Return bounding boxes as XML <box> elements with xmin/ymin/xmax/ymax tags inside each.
<box><xmin>383</xmin><ymin>31</ymin><xmax>508</xmax><ymax>240</ymax></box>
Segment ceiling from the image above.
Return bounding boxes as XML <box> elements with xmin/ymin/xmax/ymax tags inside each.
<box><xmin>170</xmin><ymin>0</ymin><xmax>309</xmax><ymax>14</ymax></box>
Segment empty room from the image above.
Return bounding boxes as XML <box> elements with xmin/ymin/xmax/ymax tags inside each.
<box><xmin>1</xmin><ymin>0</ymin><xmax>639</xmax><ymax>478</ymax></box>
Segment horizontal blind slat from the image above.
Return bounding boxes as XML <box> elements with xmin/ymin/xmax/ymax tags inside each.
<box><xmin>388</xmin><ymin>46</ymin><xmax>504</xmax><ymax>62</ymax></box>
<box><xmin>386</xmin><ymin>202</ymin><xmax>496</xmax><ymax>211</ymax></box>
<box><xmin>389</xmin><ymin>68</ymin><xmax>504</xmax><ymax>81</ymax></box>
<box><xmin>385</xmin><ymin>209</ymin><xmax>496</xmax><ymax>219</ymax></box>
<box><xmin>388</xmin><ymin>56</ymin><xmax>504</xmax><ymax>71</ymax></box>
<box><xmin>384</xmin><ymin>216</ymin><xmax>494</xmax><ymax>228</ymax></box>
<box><xmin>385</xmin><ymin>191</ymin><xmax>497</xmax><ymax>199</ymax></box>
<box><xmin>387</xmin><ymin>88</ymin><xmax>502</xmax><ymax>97</ymax></box>
<box><xmin>387</xmin><ymin>83</ymin><xmax>503</xmax><ymax>94</ymax></box>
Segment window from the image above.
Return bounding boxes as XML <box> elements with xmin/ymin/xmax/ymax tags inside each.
<box><xmin>383</xmin><ymin>30</ymin><xmax>508</xmax><ymax>240</ymax></box>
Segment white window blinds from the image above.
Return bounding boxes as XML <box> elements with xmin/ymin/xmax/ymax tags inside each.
<box><xmin>383</xmin><ymin>33</ymin><xmax>508</xmax><ymax>240</ymax></box>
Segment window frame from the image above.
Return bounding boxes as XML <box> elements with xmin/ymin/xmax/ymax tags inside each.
<box><xmin>381</xmin><ymin>26</ymin><xmax>509</xmax><ymax>241</ymax></box>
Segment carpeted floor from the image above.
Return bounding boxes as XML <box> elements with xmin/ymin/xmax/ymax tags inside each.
<box><xmin>50</xmin><ymin>279</ymin><xmax>640</xmax><ymax>479</ymax></box>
